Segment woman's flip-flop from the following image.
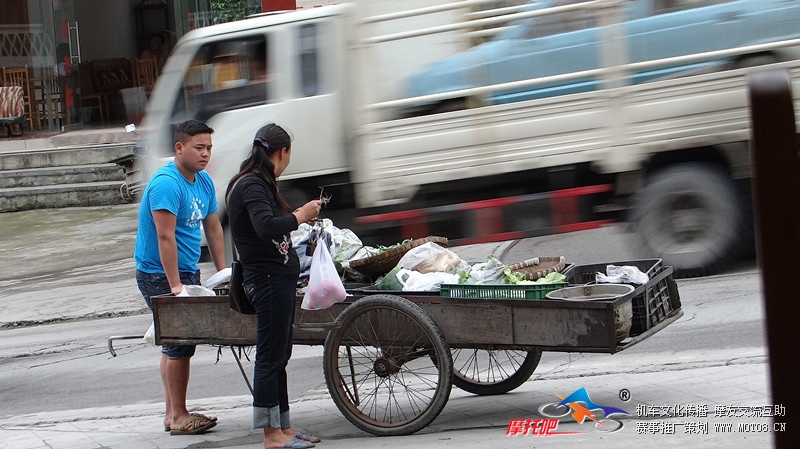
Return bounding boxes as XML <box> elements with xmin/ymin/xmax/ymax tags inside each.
<box><xmin>273</xmin><ymin>436</ymin><xmax>314</xmax><ymax>448</ymax></box>
<box><xmin>295</xmin><ymin>432</ymin><xmax>321</xmax><ymax>443</ymax></box>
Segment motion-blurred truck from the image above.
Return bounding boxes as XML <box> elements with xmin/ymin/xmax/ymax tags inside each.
<box><xmin>136</xmin><ymin>0</ymin><xmax>800</xmax><ymax>276</ymax></box>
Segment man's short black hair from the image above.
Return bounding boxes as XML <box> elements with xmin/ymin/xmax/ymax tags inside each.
<box><xmin>175</xmin><ymin>120</ymin><xmax>214</xmax><ymax>144</ymax></box>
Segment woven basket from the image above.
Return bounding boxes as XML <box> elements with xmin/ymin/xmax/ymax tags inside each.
<box><xmin>507</xmin><ymin>256</ymin><xmax>566</xmax><ymax>281</ymax></box>
<box><xmin>349</xmin><ymin>236</ymin><xmax>448</xmax><ymax>278</ymax></box>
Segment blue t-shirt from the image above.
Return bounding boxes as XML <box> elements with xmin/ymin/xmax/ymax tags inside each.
<box><xmin>134</xmin><ymin>161</ymin><xmax>218</xmax><ymax>274</ymax></box>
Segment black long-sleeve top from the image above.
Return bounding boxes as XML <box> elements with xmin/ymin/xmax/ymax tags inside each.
<box><xmin>228</xmin><ymin>174</ymin><xmax>300</xmax><ymax>276</ymax></box>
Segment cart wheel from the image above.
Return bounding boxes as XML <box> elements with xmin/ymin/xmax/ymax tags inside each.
<box><xmin>451</xmin><ymin>349</ymin><xmax>541</xmax><ymax>396</ymax></box>
<box><xmin>323</xmin><ymin>294</ymin><xmax>453</xmax><ymax>436</ymax></box>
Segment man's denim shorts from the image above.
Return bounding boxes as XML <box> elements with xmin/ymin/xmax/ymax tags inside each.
<box><xmin>136</xmin><ymin>269</ymin><xmax>201</xmax><ymax>359</ymax></box>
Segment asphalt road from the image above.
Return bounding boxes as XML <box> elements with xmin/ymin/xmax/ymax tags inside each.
<box><xmin>0</xmin><ymin>203</ymin><xmax>764</xmax><ymax>419</ymax></box>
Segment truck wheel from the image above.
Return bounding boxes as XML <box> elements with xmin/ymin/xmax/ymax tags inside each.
<box><xmin>629</xmin><ymin>164</ymin><xmax>744</xmax><ymax>277</ymax></box>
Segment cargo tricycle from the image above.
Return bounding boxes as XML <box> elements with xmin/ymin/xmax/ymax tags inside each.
<box><xmin>130</xmin><ymin>258</ymin><xmax>682</xmax><ymax>437</ymax></box>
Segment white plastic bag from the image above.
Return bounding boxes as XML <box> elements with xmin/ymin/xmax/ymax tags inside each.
<box><xmin>400</xmin><ymin>270</ymin><xmax>459</xmax><ymax>292</ymax></box>
<box><xmin>178</xmin><ymin>285</ymin><xmax>217</xmax><ymax>296</ymax></box>
<box><xmin>203</xmin><ymin>268</ymin><xmax>232</xmax><ymax>290</ymax></box>
<box><xmin>397</xmin><ymin>242</ymin><xmax>465</xmax><ymax>274</ymax></box>
<box><xmin>143</xmin><ymin>322</ymin><xmax>156</xmax><ymax>346</ymax></box>
<box><xmin>595</xmin><ymin>265</ymin><xmax>649</xmax><ymax>285</ymax></box>
<box><xmin>301</xmin><ymin>238</ymin><xmax>347</xmax><ymax>310</ymax></box>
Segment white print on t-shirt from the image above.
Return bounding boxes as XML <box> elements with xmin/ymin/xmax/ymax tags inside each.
<box><xmin>186</xmin><ymin>197</ymin><xmax>205</xmax><ymax>228</ymax></box>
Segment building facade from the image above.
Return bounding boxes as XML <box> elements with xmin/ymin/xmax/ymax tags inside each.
<box><xmin>0</xmin><ymin>0</ymin><xmax>338</xmax><ymax>132</ymax></box>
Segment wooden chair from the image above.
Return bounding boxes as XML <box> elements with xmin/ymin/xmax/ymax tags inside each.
<box><xmin>2</xmin><ymin>65</ymin><xmax>39</xmax><ymax>130</ymax></box>
<box><xmin>77</xmin><ymin>61</ymin><xmax>107</xmax><ymax>123</ymax></box>
<box><xmin>35</xmin><ymin>68</ymin><xmax>70</xmax><ymax>129</ymax></box>
<box><xmin>134</xmin><ymin>57</ymin><xmax>158</xmax><ymax>95</ymax></box>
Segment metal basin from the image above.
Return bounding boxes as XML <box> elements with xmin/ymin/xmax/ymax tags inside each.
<box><xmin>545</xmin><ymin>284</ymin><xmax>635</xmax><ymax>301</ymax></box>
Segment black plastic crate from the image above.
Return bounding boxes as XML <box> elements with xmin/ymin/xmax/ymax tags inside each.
<box><xmin>629</xmin><ymin>266</ymin><xmax>678</xmax><ymax>335</ymax></box>
<box><xmin>562</xmin><ymin>259</ymin><xmax>678</xmax><ymax>336</ymax></box>
<box><xmin>561</xmin><ymin>259</ymin><xmax>663</xmax><ymax>285</ymax></box>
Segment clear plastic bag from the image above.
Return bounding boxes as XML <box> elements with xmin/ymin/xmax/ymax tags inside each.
<box><xmin>461</xmin><ymin>256</ymin><xmax>507</xmax><ymax>284</ymax></box>
<box><xmin>301</xmin><ymin>236</ymin><xmax>347</xmax><ymax>310</ymax></box>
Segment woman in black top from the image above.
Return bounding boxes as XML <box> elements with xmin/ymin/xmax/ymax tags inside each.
<box><xmin>226</xmin><ymin>123</ymin><xmax>322</xmax><ymax>449</ymax></box>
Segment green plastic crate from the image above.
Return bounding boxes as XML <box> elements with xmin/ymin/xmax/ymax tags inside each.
<box><xmin>439</xmin><ymin>282</ymin><xmax>568</xmax><ymax>300</ymax></box>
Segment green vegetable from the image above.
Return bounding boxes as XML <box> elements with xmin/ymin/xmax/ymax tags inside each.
<box><xmin>375</xmin><ymin>266</ymin><xmax>406</xmax><ymax>290</ymax></box>
<box><xmin>376</xmin><ymin>239</ymin><xmax>413</xmax><ymax>253</ymax></box>
<box><xmin>503</xmin><ymin>266</ymin><xmax>525</xmax><ymax>284</ymax></box>
<box><xmin>534</xmin><ymin>272</ymin><xmax>566</xmax><ymax>284</ymax></box>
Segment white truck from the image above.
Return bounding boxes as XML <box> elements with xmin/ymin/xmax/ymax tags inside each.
<box><xmin>136</xmin><ymin>0</ymin><xmax>800</xmax><ymax>276</ymax></box>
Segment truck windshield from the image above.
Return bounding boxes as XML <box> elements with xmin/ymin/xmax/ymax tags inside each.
<box><xmin>171</xmin><ymin>35</ymin><xmax>269</xmax><ymax>124</ymax></box>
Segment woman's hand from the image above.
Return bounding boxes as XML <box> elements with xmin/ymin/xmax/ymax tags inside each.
<box><xmin>293</xmin><ymin>199</ymin><xmax>322</xmax><ymax>224</ymax></box>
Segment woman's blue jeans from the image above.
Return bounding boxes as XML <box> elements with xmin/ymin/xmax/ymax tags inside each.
<box><xmin>243</xmin><ymin>268</ymin><xmax>297</xmax><ymax>429</ymax></box>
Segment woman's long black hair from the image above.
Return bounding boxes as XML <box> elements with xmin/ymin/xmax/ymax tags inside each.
<box><xmin>225</xmin><ymin>123</ymin><xmax>292</xmax><ymax>212</ymax></box>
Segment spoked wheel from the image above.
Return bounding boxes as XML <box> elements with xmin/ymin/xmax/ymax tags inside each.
<box><xmin>322</xmin><ymin>294</ymin><xmax>453</xmax><ymax>436</ymax></box>
<box><xmin>451</xmin><ymin>348</ymin><xmax>541</xmax><ymax>395</ymax></box>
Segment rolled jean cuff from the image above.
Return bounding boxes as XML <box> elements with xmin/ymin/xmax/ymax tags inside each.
<box><xmin>280</xmin><ymin>410</ymin><xmax>290</xmax><ymax>429</ymax></box>
<box><xmin>253</xmin><ymin>405</ymin><xmax>281</xmax><ymax>429</ymax></box>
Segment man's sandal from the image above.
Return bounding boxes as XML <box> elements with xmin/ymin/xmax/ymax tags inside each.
<box><xmin>165</xmin><ymin>413</ymin><xmax>217</xmax><ymax>431</ymax></box>
<box><xmin>190</xmin><ymin>412</ymin><xmax>217</xmax><ymax>422</ymax></box>
<box><xmin>169</xmin><ymin>415</ymin><xmax>217</xmax><ymax>435</ymax></box>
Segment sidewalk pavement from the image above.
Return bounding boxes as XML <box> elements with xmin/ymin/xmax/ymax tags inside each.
<box><xmin>0</xmin><ymin>357</ymin><xmax>772</xmax><ymax>449</ymax></box>
<box><xmin>0</xmin><ymin>126</ymin><xmax>136</xmax><ymax>154</ymax></box>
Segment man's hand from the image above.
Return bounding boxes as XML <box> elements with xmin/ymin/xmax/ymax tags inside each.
<box><xmin>170</xmin><ymin>284</ymin><xmax>184</xmax><ymax>296</ymax></box>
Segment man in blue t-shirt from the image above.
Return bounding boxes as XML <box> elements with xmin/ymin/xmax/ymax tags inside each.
<box><xmin>134</xmin><ymin>119</ymin><xmax>226</xmax><ymax>435</ymax></box>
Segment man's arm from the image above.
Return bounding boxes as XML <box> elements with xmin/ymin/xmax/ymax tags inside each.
<box><xmin>203</xmin><ymin>212</ymin><xmax>227</xmax><ymax>272</ymax></box>
<box><xmin>152</xmin><ymin>209</ymin><xmax>183</xmax><ymax>295</ymax></box>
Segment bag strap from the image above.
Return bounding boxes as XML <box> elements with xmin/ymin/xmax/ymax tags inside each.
<box><xmin>230</xmin><ymin>233</ymin><xmax>239</xmax><ymax>261</ymax></box>
<box><xmin>226</xmin><ymin>176</ymin><xmax>245</xmax><ymax>262</ymax></box>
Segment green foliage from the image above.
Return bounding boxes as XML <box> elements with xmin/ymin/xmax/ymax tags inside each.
<box><xmin>211</xmin><ymin>0</ymin><xmax>262</xmax><ymax>24</ymax></box>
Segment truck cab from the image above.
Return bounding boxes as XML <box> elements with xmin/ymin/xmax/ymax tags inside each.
<box><xmin>139</xmin><ymin>5</ymin><xmax>351</xmax><ymax>215</ymax></box>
